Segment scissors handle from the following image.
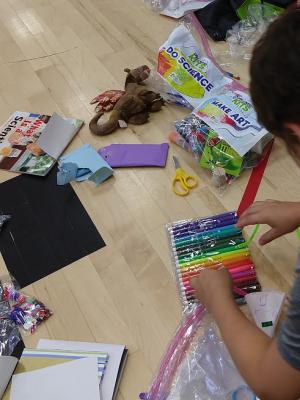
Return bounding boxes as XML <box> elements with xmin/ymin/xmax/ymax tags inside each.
<box><xmin>172</xmin><ymin>168</ymin><xmax>197</xmax><ymax>196</ymax></box>
<box><xmin>182</xmin><ymin>174</ymin><xmax>197</xmax><ymax>189</ymax></box>
<box><xmin>173</xmin><ymin>176</ymin><xmax>189</xmax><ymax>196</ymax></box>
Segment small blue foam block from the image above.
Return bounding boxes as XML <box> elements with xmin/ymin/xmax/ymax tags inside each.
<box><xmin>60</xmin><ymin>144</ymin><xmax>113</xmax><ymax>185</ymax></box>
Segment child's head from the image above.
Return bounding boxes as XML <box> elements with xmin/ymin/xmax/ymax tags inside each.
<box><xmin>250</xmin><ymin>7</ymin><xmax>300</xmax><ymax>160</ymax></box>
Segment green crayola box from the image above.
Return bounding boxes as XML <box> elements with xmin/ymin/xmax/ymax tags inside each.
<box><xmin>200</xmin><ymin>130</ymin><xmax>244</xmax><ymax>177</ymax></box>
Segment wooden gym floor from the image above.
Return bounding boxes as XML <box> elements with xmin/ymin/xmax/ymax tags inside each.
<box><xmin>0</xmin><ymin>1</ymin><xmax>299</xmax><ymax>398</ymax></box>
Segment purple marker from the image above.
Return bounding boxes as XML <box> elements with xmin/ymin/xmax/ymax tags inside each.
<box><xmin>170</xmin><ymin>212</ymin><xmax>238</xmax><ymax>238</ymax></box>
<box><xmin>171</xmin><ymin>220</ymin><xmax>239</xmax><ymax>240</ymax></box>
<box><xmin>171</xmin><ymin>211</ymin><xmax>237</xmax><ymax>233</ymax></box>
<box><xmin>173</xmin><ymin>211</ymin><xmax>237</xmax><ymax>227</ymax></box>
<box><xmin>173</xmin><ymin>224</ymin><xmax>242</xmax><ymax>247</ymax></box>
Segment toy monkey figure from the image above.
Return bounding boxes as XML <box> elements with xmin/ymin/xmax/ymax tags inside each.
<box><xmin>89</xmin><ymin>65</ymin><xmax>164</xmax><ymax>136</ymax></box>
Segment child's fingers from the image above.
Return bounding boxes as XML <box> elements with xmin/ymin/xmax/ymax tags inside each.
<box><xmin>237</xmin><ymin>201</ymin><xmax>272</xmax><ymax>222</ymax></box>
<box><xmin>190</xmin><ymin>276</ymin><xmax>199</xmax><ymax>289</ymax></box>
<box><xmin>237</xmin><ymin>211</ymin><xmax>268</xmax><ymax>228</ymax></box>
<box><xmin>236</xmin><ymin>206</ymin><xmax>262</xmax><ymax>228</ymax></box>
<box><xmin>259</xmin><ymin>228</ymin><xmax>280</xmax><ymax>245</ymax></box>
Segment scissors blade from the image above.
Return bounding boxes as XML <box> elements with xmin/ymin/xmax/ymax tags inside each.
<box><xmin>173</xmin><ymin>156</ymin><xmax>181</xmax><ymax>170</ymax></box>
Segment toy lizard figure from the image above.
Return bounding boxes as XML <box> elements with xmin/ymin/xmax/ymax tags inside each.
<box><xmin>89</xmin><ymin>65</ymin><xmax>164</xmax><ymax>136</ymax></box>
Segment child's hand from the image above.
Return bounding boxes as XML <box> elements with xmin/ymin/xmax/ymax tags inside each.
<box><xmin>190</xmin><ymin>268</ymin><xmax>234</xmax><ymax>313</ymax></box>
<box><xmin>236</xmin><ymin>200</ymin><xmax>300</xmax><ymax>245</ymax></box>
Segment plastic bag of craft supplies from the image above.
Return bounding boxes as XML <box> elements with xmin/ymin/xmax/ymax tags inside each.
<box><xmin>157</xmin><ymin>23</ymin><xmax>232</xmax><ymax>109</ymax></box>
<box><xmin>171</xmin><ymin>84</ymin><xmax>272</xmax><ymax>189</ymax></box>
<box><xmin>159</xmin><ymin>20</ymin><xmax>272</xmax><ymax>190</ymax></box>
<box><xmin>141</xmin><ymin>305</ymin><xmax>258</xmax><ymax>400</ymax></box>
<box><xmin>146</xmin><ymin>13</ymin><xmax>230</xmax><ymax>108</ymax></box>
<box><xmin>0</xmin><ymin>275</ymin><xmax>52</xmax><ymax>334</ymax></box>
<box><xmin>226</xmin><ymin>3</ymin><xmax>283</xmax><ymax>60</ymax></box>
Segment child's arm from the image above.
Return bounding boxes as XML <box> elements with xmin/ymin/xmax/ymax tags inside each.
<box><xmin>191</xmin><ymin>269</ymin><xmax>300</xmax><ymax>400</ymax></box>
<box><xmin>236</xmin><ymin>200</ymin><xmax>300</xmax><ymax>245</ymax></box>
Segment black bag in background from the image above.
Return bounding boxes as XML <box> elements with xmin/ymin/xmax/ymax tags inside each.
<box><xmin>194</xmin><ymin>0</ymin><xmax>295</xmax><ymax>41</ymax></box>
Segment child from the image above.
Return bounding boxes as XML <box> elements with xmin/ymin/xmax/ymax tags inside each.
<box><xmin>191</xmin><ymin>8</ymin><xmax>300</xmax><ymax>400</ymax></box>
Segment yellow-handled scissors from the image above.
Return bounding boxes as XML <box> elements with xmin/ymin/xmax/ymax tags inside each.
<box><xmin>172</xmin><ymin>156</ymin><xmax>198</xmax><ymax>196</ymax></box>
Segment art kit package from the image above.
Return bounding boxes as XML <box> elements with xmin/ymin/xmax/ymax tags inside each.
<box><xmin>194</xmin><ymin>87</ymin><xmax>269</xmax><ymax>156</ymax></box>
<box><xmin>157</xmin><ymin>24</ymin><xmax>232</xmax><ymax>108</ymax></box>
<box><xmin>159</xmin><ymin>21</ymin><xmax>272</xmax><ymax>189</ymax></box>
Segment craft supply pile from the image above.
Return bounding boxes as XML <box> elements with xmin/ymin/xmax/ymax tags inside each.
<box><xmin>0</xmin><ymin>1</ymin><xmax>293</xmax><ymax>399</ymax></box>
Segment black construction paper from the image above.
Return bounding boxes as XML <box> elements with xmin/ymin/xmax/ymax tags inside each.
<box><xmin>0</xmin><ymin>167</ymin><xmax>105</xmax><ymax>288</ymax></box>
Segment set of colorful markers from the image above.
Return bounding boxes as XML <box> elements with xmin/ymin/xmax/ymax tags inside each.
<box><xmin>167</xmin><ymin>211</ymin><xmax>261</xmax><ymax>310</ymax></box>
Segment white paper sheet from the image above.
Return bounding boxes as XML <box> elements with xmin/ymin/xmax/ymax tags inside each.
<box><xmin>0</xmin><ymin>356</ymin><xmax>18</xmax><ymax>398</ymax></box>
<box><xmin>246</xmin><ymin>291</ymin><xmax>285</xmax><ymax>337</ymax></box>
<box><xmin>10</xmin><ymin>357</ymin><xmax>101</xmax><ymax>400</ymax></box>
<box><xmin>37</xmin><ymin>339</ymin><xmax>125</xmax><ymax>400</ymax></box>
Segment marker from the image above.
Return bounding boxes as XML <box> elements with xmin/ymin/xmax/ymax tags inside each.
<box><xmin>180</xmin><ymin>264</ymin><xmax>255</xmax><ymax>283</ymax></box>
<box><xmin>176</xmin><ymin>237</ymin><xmax>246</xmax><ymax>260</ymax></box>
<box><xmin>233</xmin><ymin>287</ymin><xmax>248</xmax><ymax>297</ymax></box>
<box><xmin>233</xmin><ymin>276</ymin><xmax>257</xmax><ymax>285</ymax></box>
<box><xmin>179</xmin><ymin>258</ymin><xmax>254</xmax><ymax>275</ymax></box>
<box><xmin>170</xmin><ymin>211</ymin><xmax>237</xmax><ymax>233</ymax></box>
<box><xmin>225</xmin><ymin>71</ymin><xmax>241</xmax><ymax>80</ymax></box>
<box><xmin>231</xmin><ymin>270</ymin><xmax>256</xmax><ymax>280</ymax></box>
<box><xmin>178</xmin><ymin>250</ymin><xmax>251</xmax><ymax>269</ymax></box>
<box><xmin>176</xmin><ymin>246</ymin><xmax>250</xmax><ymax>267</ymax></box>
<box><xmin>180</xmin><ymin>269</ymin><xmax>256</xmax><ymax>291</ymax></box>
<box><xmin>173</xmin><ymin>225</ymin><xmax>242</xmax><ymax>249</ymax></box>
<box><xmin>173</xmin><ymin>230</ymin><xmax>243</xmax><ymax>251</ymax></box>
<box><xmin>174</xmin><ymin>233</ymin><xmax>242</xmax><ymax>252</ymax></box>
<box><xmin>171</xmin><ymin>216</ymin><xmax>238</xmax><ymax>239</ymax></box>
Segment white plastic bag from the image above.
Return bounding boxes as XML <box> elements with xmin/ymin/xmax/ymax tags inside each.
<box><xmin>144</xmin><ymin>0</ymin><xmax>214</xmax><ymax>18</ymax></box>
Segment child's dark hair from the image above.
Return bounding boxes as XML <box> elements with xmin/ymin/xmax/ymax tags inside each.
<box><xmin>250</xmin><ymin>7</ymin><xmax>300</xmax><ymax>146</ymax></box>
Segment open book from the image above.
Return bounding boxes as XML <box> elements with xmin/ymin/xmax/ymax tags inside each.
<box><xmin>0</xmin><ymin>112</ymin><xmax>83</xmax><ymax>176</ymax></box>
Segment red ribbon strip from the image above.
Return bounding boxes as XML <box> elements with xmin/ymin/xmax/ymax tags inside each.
<box><xmin>237</xmin><ymin>139</ymin><xmax>274</xmax><ymax>217</ymax></box>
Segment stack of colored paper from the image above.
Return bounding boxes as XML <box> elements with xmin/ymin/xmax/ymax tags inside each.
<box><xmin>3</xmin><ymin>348</ymin><xmax>109</xmax><ymax>400</ymax></box>
<box><xmin>167</xmin><ymin>211</ymin><xmax>261</xmax><ymax>310</ymax></box>
<box><xmin>21</xmin><ymin>348</ymin><xmax>109</xmax><ymax>383</ymax></box>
